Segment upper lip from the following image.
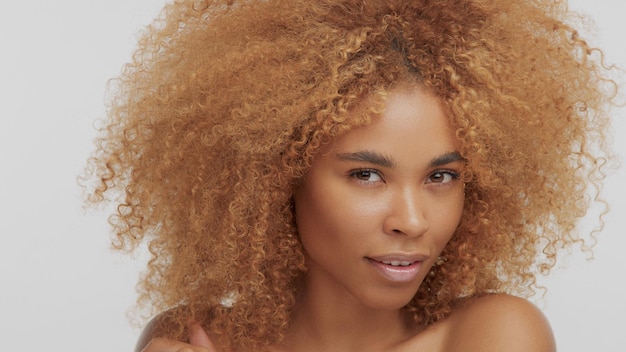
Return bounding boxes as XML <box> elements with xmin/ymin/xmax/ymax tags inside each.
<box><xmin>367</xmin><ymin>253</ymin><xmax>429</xmax><ymax>263</ymax></box>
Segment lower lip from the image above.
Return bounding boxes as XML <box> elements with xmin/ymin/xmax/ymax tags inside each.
<box><xmin>367</xmin><ymin>259</ymin><xmax>422</xmax><ymax>283</ymax></box>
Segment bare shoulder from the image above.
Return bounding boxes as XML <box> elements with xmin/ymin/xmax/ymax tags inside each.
<box><xmin>444</xmin><ymin>294</ymin><xmax>556</xmax><ymax>352</ymax></box>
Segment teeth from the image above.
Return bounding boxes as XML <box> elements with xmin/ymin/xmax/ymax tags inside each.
<box><xmin>381</xmin><ymin>260</ymin><xmax>412</xmax><ymax>266</ymax></box>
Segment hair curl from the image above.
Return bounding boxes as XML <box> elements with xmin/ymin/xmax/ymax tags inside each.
<box><xmin>83</xmin><ymin>0</ymin><xmax>617</xmax><ymax>350</ymax></box>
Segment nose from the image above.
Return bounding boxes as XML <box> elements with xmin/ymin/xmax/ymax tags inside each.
<box><xmin>383</xmin><ymin>186</ymin><xmax>429</xmax><ymax>237</ymax></box>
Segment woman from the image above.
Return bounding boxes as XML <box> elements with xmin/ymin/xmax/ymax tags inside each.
<box><xmin>84</xmin><ymin>0</ymin><xmax>616</xmax><ymax>351</ymax></box>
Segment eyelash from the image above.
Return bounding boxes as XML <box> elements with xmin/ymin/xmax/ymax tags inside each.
<box><xmin>426</xmin><ymin>169</ymin><xmax>460</xmax><ymax>184</ymax></box>
<box><xmin>349</xmin><ymin>168</ymin><xmax>460</xmax><ymax>186</ymax></box>
<box><xmin>349</xmin><ymin>169</ymin><xmax>383</xmax><ymax>184</ymax></box>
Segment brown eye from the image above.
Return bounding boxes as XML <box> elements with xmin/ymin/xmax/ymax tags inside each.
<box><xmin>427</xmin><ymin>171</ymin><xmax>458</xmax><ymax>184</ymax></box>
<box><xmin>350</xmin><ymin>169</ymin><xmax>383</xmax><ymax>183</ymax></box>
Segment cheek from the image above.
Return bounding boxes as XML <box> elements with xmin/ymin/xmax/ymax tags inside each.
<box><xmin>293</xmin><ymin>183</ymin><xmax>336</xmax><ymax>247</ymax></box>
<box><xmin>294</xmin><ymin>196</ymin><xmax>343</xmax><ymax>266</ymax></box>
<box><xmin>451</xmin><ymin>190</ymin><xmax>465</xmax><ymax>226</ymax></box>
<box><xmin>293</xmin><ymin>180</ymin><xmax>375</xmax><ymax>257</ymax></box>
<box><xmin>295</xmin><ymin>196</ymin><xmax>355</xmax><ymax>245</ymax></box>
<box><xmin>434</xmin><ymin>189</ymin><xmax>465</xmax><ymax>246</ymax></box>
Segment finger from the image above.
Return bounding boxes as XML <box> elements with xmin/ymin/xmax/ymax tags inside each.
<box><xmin>188</xmin><ymin>323</ymin><xmax>219</xmax><ymax>352</ymax></box>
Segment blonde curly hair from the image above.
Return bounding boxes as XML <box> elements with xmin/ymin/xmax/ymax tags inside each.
<box><xmin>84</xmin><ymin>0</ymin><xmax>617</xmax><ymax>350</ymax></box>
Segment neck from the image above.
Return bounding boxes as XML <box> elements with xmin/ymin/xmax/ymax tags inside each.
<box><xmin>282</xmin><ymin>276</ymin><xmax>420</xmax><ymax>352</ymax></box>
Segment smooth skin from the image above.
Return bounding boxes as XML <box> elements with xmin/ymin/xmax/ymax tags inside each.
<box><xmin>284</xmin><ymin>85</ymin><xmax>465</xmax><ymax>352</ymax></box>
<box><xmin>137</xmin><ymin>86</ymin><xmax>556</xmax><ymax>352</ymax></box>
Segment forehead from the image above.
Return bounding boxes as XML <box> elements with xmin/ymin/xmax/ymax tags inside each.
<box><xmin>329</xmin><ymin>86</ymin><xmax>457</xmax><ymax>154</ymax></box>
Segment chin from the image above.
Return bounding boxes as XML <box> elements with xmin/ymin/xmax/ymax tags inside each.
<box><xmin>359</xmin><ymin>287</ymin><xmax>420</xmax><ymax>311</ymax></box>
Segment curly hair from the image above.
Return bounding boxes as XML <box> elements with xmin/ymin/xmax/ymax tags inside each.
<box><xmin>83</xmin><ymin>0</ymin><xmax>617</xmax><ymax>350</ymax></box>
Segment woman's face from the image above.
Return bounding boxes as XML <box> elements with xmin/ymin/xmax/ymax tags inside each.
<box><xmin>294</xmin><ymin>86</ymin><xmax>465</xmax><ymax>310</ymax></box>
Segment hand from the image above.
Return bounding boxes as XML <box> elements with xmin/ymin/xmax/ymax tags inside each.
<box><xmin>188</xmin><ymin>323</ymin><xmax>219</xmax><ymax>351</ymax></box>
<box><xmin>139</xmin><ymin>323</ymin><xmax>219</xmax><ymax>352</ymax></box>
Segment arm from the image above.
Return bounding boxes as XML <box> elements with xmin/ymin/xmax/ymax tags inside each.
<box><xmin>445</xmin><ymin>294</ymin><xmax>556</xmax><ymax>352</ymax></box>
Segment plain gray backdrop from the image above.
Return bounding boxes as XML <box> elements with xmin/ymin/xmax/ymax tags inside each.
<box><xmin>1</xmin><ymin>1</ymin><xmax>624</xmax><ymax>351</ymax></box>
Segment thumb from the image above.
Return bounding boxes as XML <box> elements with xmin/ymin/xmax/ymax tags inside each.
<box><xmin>188</xmin><ymin>323</ymin><xmax>219</xmax><ymax>352</ymax></box>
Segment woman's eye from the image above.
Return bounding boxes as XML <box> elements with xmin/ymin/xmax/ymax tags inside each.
<box><xmin>428</xmin><ymin>171</ymin><xmax>458</xmax><ymax>184</ymax></box>
<box><xmin>351</xmin><ymin>169</ymin><xmax>383</xmax><ymax>183</ymax></box>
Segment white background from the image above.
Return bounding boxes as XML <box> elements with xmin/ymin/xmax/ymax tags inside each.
<box><xmin>0</xmin><ymin>1</ymin><xmax>624</xmax><ymax>351</ymax></box>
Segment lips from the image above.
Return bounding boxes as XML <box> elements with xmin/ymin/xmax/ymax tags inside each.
<box><xmin>366</xmin><ymin>254</ymin><xmax>428</xmax><ymax>282</ymax></box>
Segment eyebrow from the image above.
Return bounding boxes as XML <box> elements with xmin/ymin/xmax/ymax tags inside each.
<box><xmin>335</xmin><ymin>150</ymin><xmax>465</xmax><ymax>169</ymax></box>
<box><xmin>335</xmin><ymin>150</ymin><xmax>395</xmax><ymax>168</ymax></box>
<box><xmin>429</xmin><ymin>151</ymin><xmax>466</xmax><ymax>167</ymax></box>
